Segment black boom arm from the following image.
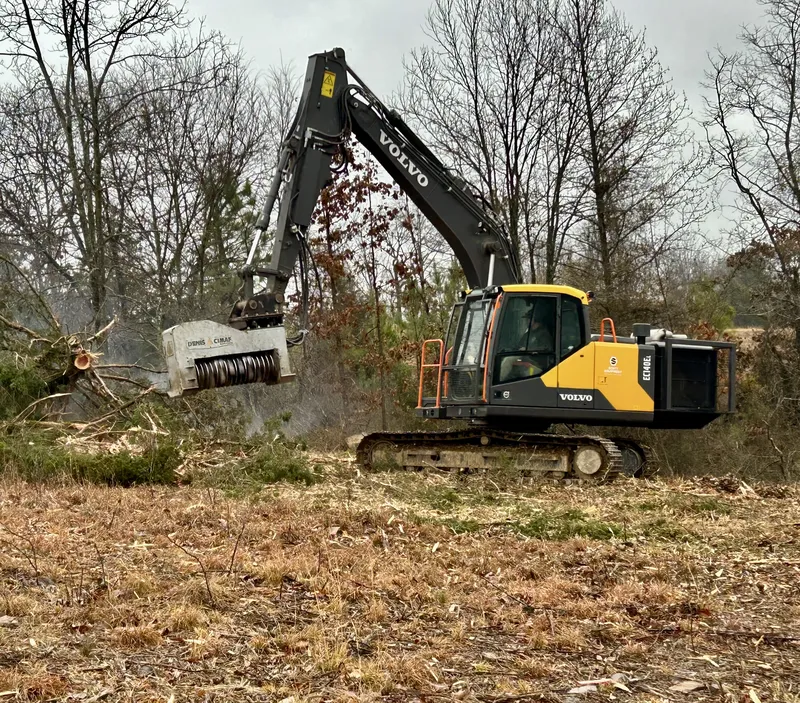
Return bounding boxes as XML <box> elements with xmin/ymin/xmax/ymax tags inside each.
<box><xmin>231</xmin><ymin>48</ymin><xmax>519</xmax><ymax>329</ymax></box>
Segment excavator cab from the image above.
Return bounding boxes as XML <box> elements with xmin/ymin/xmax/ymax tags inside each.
<box><xmin>422</xmin><ymin>286</ymin><xmax>589</xmax><ymax>414</ymax></box>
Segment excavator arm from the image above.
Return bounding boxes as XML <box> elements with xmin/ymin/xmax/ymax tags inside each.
<box><xmin>229</xmin><ymin>47</ymin><xmax>519</xmax><ymax>330</ymax></box>
<box><xmin>163</xmin><ymin>47</ymin><xmax>519</xmax><ymax>396</ymax></box>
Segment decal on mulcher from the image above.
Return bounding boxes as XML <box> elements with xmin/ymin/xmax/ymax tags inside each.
<box><xmin>187</xmin><ymin>336</ymin><xmax>233</xmax><ymax>349</ymax></box>
<box><xmin>379</xmin><ymin>130</ymin><xmax>429</xmax><ymax>187</ymax></box>
<box><xmin>559</xmin><ymin>393</ymin><xmax>593</xmax><ymax>402</ymax></box>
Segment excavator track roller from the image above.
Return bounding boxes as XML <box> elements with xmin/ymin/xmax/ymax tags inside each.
<box><xmin>573</xmin><ymin>446</ymin><xmax>604</xmax><ymax>478</ymax></box>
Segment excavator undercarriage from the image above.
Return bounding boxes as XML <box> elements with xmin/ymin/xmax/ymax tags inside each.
<box><xmin>356</xmin><ymin>429</ymin><xmax>630</xmax><ymax>482</ymax></box>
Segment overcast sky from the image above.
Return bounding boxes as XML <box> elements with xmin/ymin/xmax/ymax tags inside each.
<box><xmin>185</xmin><ymin>0</ymin><xmax>766</xmax><ymax>111</ymax></box>
<box><xmin>184</xmin><ymin>0</ymin><xmax>768</xmax><ymax>241</ymax></box>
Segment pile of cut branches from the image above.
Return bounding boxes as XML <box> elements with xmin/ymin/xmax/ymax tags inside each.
<box><xmin>0</xmin><ymin>254</ymin><xmax>161</xmax><ymax>426</ymax></box>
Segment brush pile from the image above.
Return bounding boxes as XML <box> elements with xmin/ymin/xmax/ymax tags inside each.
<box><xmin>0</xmin><ymin>255</ymin><xmax>160</xmax><ymax>426</ymax></box>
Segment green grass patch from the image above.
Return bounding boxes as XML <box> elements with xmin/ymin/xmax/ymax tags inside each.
<box><xmin>0</xmin><ymin>433</ymin><xmax>180</xmax><ymax>486</ymax></box>
<box><xmin>203</xmin><ymin>441</ymin><xmax>320</xmax><ymax>494</ymax></box>
<box><xmin>634</xmin><ymin>500</ymin><xmax>661</xmax><ymax>512</ymax></box>
<box><xmin>421</xmin><ymin>486</ymin><xmax>463</xmax><ymax>510</ymax></box>
<box><xmin>513</xmin><ymin>508</ymin><xmax>621</xmax><ymax>541</ymax></box>
<box><xmin>683</xmin><ymin>497</ymin><xmax>732</xmax><ymax>515</ymax></box>
<box><xmin>441</xmin><ymin>517</ymin><xmax>481</xmax><ymax>534</ymax></box>
<box><xmin>639</xmin><ymin>517</ymin><xmax>694</xmax><ymax>542</ymax></box>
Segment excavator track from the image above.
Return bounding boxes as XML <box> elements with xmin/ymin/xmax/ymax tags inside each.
<box><xmin>356</xmin><ymin>429</ymin><xmax>628</xmax><ymax>483</ymax></box>
<box><xmin>608</xmin><ymin>437</ymin><xmax>654</xmax><ymax>478</ymax></box>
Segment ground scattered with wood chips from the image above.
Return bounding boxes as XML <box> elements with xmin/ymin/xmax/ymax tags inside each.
<box><xmin>1</xmin><ymin>457</ymin><xmax>799</xmax><ymax>702</ymax></box>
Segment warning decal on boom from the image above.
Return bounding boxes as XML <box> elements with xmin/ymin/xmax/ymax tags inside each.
<box><xmin>321</xmin><ymin>71</ymin><xmax>336</xmax><ymax>98</ymax></box>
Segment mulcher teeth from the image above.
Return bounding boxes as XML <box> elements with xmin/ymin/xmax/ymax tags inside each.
<box><xmin>194</xmin><ymin>350</ymin><xmax>279</xmax><ymax>390</ymax></box>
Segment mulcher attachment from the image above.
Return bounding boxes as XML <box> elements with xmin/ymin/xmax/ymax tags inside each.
<box><xmin>162</xmin><ymin>320</ymin><xmax>295</xmax><ymax>397</ymax></box>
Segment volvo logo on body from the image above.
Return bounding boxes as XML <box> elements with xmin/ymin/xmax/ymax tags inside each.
<box><xmin>559</xmin><ymin>393</ymin><xmax>593</xmax><ymax>402</ymax></box>
<box><xmin>379</xmin><ymin>130</ymin><xmax>429</xmax><ymax>187</ymax></box>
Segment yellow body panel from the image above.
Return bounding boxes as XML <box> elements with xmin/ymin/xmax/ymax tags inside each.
<box><xmin>539</xmin><ymin>346</ymin><xmax>595</xmax><ymax>390</ymax></box>
<box><xmin>592</xmin><ymin>342</ymin><xmax>653</xmax><ymax>412</ymax></box>
<box><xmin>538</xmin><ymin>342</ymin><xmax>653</xmax><ymax>412</ymax></box>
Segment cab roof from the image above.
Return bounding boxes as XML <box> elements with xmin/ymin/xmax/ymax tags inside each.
<box><xmin>498</xmin><ymin>284</ymin><xmax>590</xmax><ymax>305</ymax></box>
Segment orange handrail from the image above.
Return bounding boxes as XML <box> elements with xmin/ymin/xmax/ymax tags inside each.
<box><xmin>482</xmin><ymin>294</ymin><xmax>504</xmax><ymax>402</ymax></box>
<box><xmin>599</xmin><ymin>317</ymin><xmax>617</xmax><ymax>343</ymax></box>
<box><xmin>417</xmin><ymin>339</ymin><xmax>445</xmax><ymax>409</ymax></box>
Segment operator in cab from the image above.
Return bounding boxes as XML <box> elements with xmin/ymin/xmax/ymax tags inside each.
<box><xmin>499</xmin><ymin>304</ymin><xmax>554</xmax><ymax>382</ymax></box>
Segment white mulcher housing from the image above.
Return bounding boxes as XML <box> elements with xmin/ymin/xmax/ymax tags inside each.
<box><xmin>162</xmin><ymin>320</ymin><xmax>295</xmax><ymax>397</ymax></box>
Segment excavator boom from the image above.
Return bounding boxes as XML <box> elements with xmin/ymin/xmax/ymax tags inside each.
<box><xmin>164</xmin><ymin>47</ymin><xmax>518</xmax><ymax>396</ymax></box>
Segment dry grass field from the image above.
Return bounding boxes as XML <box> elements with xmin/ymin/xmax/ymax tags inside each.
<box><xmin>1</xmin><ymin>457</ymin><xmax>798</xmax><ymax>702</ymax></box>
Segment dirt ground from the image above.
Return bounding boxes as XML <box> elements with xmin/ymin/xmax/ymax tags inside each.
<box><xmin>1</xmin><ymin>460</ymin><xmax>798</xmax><ymax>702</ymax></box>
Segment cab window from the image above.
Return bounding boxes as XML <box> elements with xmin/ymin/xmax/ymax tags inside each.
<box><xmin>452</xmin><ymin>299</ymin><xmax>491</xmax><ymax>366</ymax></box>
<box><xmin>494</xmin><ymin>296</ymin><xmax>556</xmax><ymax>383</ymax></box>
<box><xmin>560</xmin><ymin>295</ymin><xmax>584</xmax><ymax>359</ymax></box>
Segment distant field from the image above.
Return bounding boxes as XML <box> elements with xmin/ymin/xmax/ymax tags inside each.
<box><xmin>1</xmin><ymin>461</ymin><xmax>798</xmax><ymax>702</ymax></box>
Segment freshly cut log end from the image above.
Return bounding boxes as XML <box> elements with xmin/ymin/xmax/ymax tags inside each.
<box><xmin>162</xmin><ymin>320</ymin><xmax>295</xmax><ymax>397</ymax></box>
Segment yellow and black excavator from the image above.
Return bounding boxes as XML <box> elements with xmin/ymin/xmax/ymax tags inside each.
<box><xmin>162</xmin><ymin>48</ymin><xmax>736</xmax><ymax>481</ymax></box>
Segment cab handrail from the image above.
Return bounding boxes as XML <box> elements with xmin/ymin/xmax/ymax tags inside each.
<box><xmin>599</xmin><ymin>317</ymin><xmax>617</xmax><ymax>343</ymax></box>
<box><xmin>417</xmin><ymin>339</ymin><xmax>445</xmax><ymax>409</ymax></box>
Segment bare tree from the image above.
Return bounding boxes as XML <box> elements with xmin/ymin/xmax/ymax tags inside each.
<box><xmin>525</xmin><ymin>21</ymin><xmax>587</xmax><ymax>283</ymax></box>
<box><xmin>705</xmin><ymin>0</ymin><xmax>800</xmax><ymax>417</ymax></box>
<box><xmin>101</xmin><ymin>37</ymin><xmax>274</xmax><ymax>334</ymax></box>
<box><xmin>399</xmin><ymin>0</ymin><xmax>556</xmax><ymax>277</ymax></box>
<box><xmin>0</xmin><ymin>0</ymin><xmax>217</xmax><ymax>327</ymax></box>
<box><xmin>561</xmin><ymin>0</ymin><xmax>708</xmax><ymax>319</ymax></box>
<box><xmin>0</xmin><ymin>85</ymin><xmax>75</xmax><ymax>292</ymax></box>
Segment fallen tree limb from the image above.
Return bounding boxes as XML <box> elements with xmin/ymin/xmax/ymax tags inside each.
<box><xmin>96</xmin><ymin>363</ymin><xmax>164</xmax><ymax>374</ymax></box>
<box><xmin>0</xmin><ymin>313</ymin><xmax>50</xmax><ymax>343</ymax></box>
<box><xmin>12</xmin><ymin>393</ymin><xmax>72</xmax><ymax>423</ymax></box>
<box><xmin>78</xmin><ymin>386</ymin><xmax>160</xmax><ymax>429</ymax></box>
<box><xmin>98</xmin><ymin>374</ymin><xmax>153</xmax><ymax>390</ymax></box>
<box><xmin>86</xmin><ymin>317</ymin><xmax>117</xmax><ymax>344</ymax></box>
